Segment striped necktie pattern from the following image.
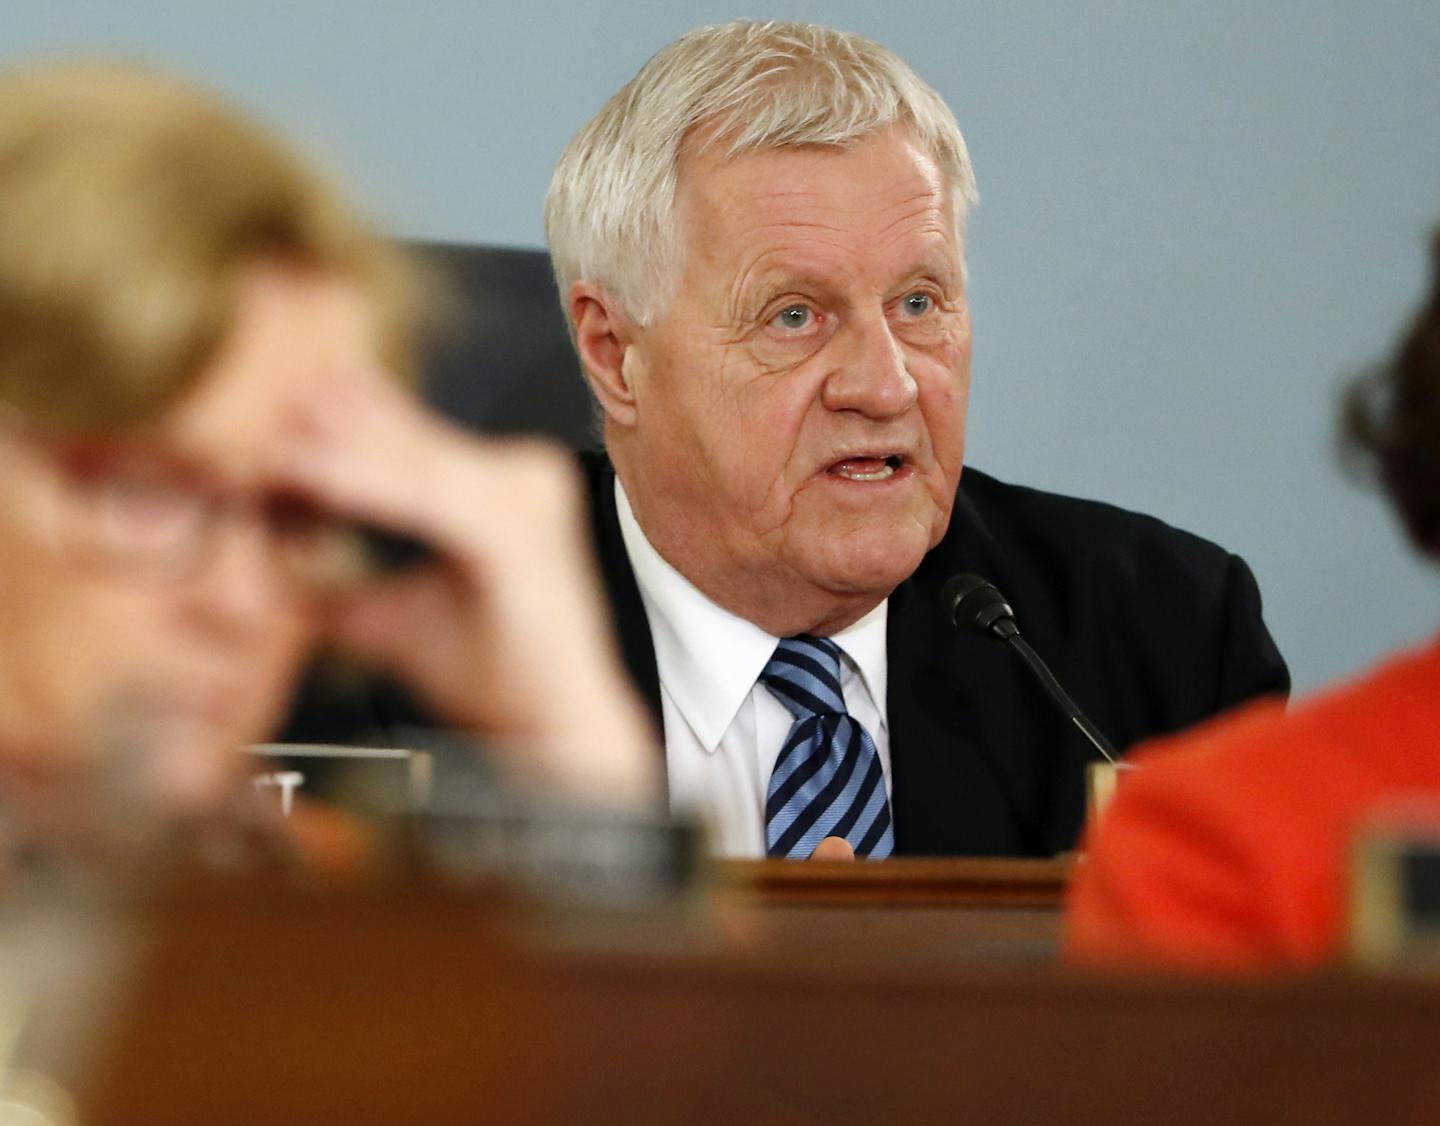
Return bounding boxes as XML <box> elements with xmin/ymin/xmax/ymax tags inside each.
<box><xmin>760</xmin><ymin>635</ymin><xmax>894</xmax><ymax>860</ymax></box>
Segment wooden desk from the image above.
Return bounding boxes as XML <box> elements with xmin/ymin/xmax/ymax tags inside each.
<box><xmin>57</xmin><ymin>862</ymin><xmax>1438</xmax><ymax>1125</ymax></box>
<box><xmin>710</xmin><ymin>857</ymin><xmax>1069</xmax><ymax>966</ymax></box>
<box><xmin>714</xmin><ymin>856</ymin><xmax>1070</xmax><ymax>907</ymax></box>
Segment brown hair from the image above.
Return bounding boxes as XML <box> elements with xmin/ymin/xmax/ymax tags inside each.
<box><xmin>1344</xmin><ymin>231</ymin><xmax>1440</xmax><ymax>559</ymax></box>
<box><xmin>0</xmin><ymin>60</ymin><xmax>419</xmax><ymax>430</ymax></box>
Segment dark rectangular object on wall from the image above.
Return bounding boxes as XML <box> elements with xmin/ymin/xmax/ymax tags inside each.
<box><xmin>406</xmin><ymin>240</ymin><xmax>595</xmax><ymax>450</ymax></box>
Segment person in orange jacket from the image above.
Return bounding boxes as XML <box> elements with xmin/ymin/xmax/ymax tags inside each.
<box><xmin>1065</xmin><ymin>230</ymin><xmax>1440</xmax><ymax>973</ymax></box>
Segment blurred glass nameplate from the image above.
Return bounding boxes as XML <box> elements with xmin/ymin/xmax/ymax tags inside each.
<box><xmin>247</xmin><ymin>738</ymin><xmax>704</xmax><ymax>909</ymax></box>
<box><xmin>248</xmin><ymin>743</ymin><xmax>433</xmax><ymax>813</ymax></box>
<box><xmin>1350</xmin><ymin>799</ymin><xmax>1440</xmax><ymax>970</ymax></box>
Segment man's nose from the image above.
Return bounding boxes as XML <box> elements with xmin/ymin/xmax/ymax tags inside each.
<box><xmin>821</xmin><ymin>311</ymin><xmax>919</xmax><ymax>420</ymax></box>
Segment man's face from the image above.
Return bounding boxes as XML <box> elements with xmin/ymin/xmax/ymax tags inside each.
<box><xmin>616</xmin><ymin>127</ymin><xmax>972</xmax><ymax>634</ymax></box>
<box><xmin>0</xmin><ymin>266</ymin><xmax>377</xmax><ymax>808</ymax></box>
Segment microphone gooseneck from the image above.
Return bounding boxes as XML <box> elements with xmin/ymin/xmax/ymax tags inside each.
<box><xmin>939</xmin><ymin>574</ymin><xmax>1119</xmax><ymax>765</ymax></box>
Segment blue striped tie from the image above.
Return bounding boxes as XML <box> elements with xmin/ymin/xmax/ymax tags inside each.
<box><xmin>760</xmin><ymin>635</ymin><xmax>895</xmax><ymax>860</ymax></box>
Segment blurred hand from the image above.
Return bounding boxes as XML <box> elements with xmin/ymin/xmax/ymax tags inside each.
<box><xmin>269</xmin><ymin>370</ymin><xmax>659</xmax><ymax>805</ymax></box>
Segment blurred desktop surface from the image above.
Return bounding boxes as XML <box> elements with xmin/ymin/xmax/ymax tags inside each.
<box><xmin>12</xmin><ymin>855</ymin><xmax>1439</xmax><ymax>1126</ymax></box>
<box><xmin>60</xmin><ymin>856</ymin><xmax>1072</xmax><ymax>1122</ymax></box>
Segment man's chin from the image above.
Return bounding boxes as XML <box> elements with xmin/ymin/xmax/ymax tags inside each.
<box><xmin>803</xmin><ymin>543</ymin><xmax>930</xmax><ymax>601</ymax></box>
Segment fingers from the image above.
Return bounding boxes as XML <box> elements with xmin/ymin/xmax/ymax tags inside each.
<box><xmin>265</xmin><ymin>371</ymin><xmax>470</xmax><ymax>549</ymax></box>
<box><xmin>316</xmin><ymin>569</ymin><xmax>493</xmax><ymax>722</ymax></box>
<box><xmin>319</xmin><ymin>571</ymin><xmax>452</xmax><ymax>673</ymax></box>
<box><xmin>809</xmin><ymin>836</ymin><xmax>857</xmax><ymax>861</ymax></box>
<box><xmin>268</xmin><ymin>371</ymin><xmax>589</xmax><ymax>561</ymax></box>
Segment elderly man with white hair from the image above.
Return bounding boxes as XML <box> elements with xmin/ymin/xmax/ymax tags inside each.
<box><xmin>544</xmin><ymin>20</ymin><xmax>1289</xmax><ymax>860</ymax></box>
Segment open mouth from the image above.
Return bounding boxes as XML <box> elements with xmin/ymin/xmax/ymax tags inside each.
<box><xmin>827</xmin><ymin>453</ymin><xmax>906</xmax><ymax>482</ymax></box>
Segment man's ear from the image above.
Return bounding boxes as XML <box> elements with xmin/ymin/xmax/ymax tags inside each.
<box><xmin>570</xmin><ymin>282</ymin><xmax>643</xmax><ymax>428</ymax></box>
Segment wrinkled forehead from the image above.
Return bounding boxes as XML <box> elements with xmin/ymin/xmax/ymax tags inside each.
<box><xmin>672</xmin><ymin>127</ymin><xmax>961</xmax><ymax>288</ymax></box>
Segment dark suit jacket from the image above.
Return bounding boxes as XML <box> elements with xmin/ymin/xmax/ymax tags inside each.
<box><xmin>584</xmin><ymin>452</ymin><xmax>1289</xmax><ymax>857</ymax></box>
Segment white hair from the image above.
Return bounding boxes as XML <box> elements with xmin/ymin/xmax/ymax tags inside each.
<box><xmin>543</xmin><ymin>20</ymin><xmax>979</xmax><ymax>327</ymax></box>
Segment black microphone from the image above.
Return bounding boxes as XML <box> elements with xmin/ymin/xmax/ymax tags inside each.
<box><xmin>940</xmin><ymin>574</ymin><xmax>1119</xmax><ymax>765</ymax></box>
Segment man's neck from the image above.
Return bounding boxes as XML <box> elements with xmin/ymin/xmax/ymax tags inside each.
<box><xmin>614</xmin><ymin>472</ymin><xmax>885</xmax><ymax>638</ymax></box>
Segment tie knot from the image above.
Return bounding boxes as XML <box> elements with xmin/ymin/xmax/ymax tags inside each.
<box><xmin>761</xmin><ymin>635</ymin><xmax>846</xmax><ymax>721</ymax></box>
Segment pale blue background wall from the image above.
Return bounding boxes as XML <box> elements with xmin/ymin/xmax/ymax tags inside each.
<box><xmin>5</xmin><ymin>1</ymin><xmax>1439</xmax><ymax>693</ymax></box>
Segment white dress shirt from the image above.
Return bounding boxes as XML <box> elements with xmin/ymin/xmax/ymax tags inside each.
<box><xmin>615</xmin><ymin>480</ymin><xmax>892</xmax><ymax>858</ymax></box>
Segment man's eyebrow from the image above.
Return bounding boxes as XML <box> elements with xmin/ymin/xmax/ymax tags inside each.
<box><xmin>732</xmin><ymin>269</ymin><xmax>839</xmax><ymax>316</ymax></box>
<box><xmin>733</xmin><ymin>248</ymin><xmax>964</xmax><ymax>311</ymax></box>
<box><xmin>900</xmin><ymin>253</ymin><xmax>963</xmax><ymax>284</ymax></box>
<box><xmin>743</xmin><ymin>267</ymin><xmax>842</xmax><ymax>296</ymax></box>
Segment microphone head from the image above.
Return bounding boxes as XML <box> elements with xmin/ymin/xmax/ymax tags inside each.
<box><xmin>940</xmin><ymin>573</ymin><xmax>1019</xmax><ymax>639</ymax></box>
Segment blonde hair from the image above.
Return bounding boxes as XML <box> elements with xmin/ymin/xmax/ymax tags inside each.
<box><xmin>544</xmin><ymin>20</ymin><xmax>978</xmax><ymax>327</ymax></box>
<box><xmin>0</xmin><ymin>60</ymin><xmax>419</xmax><ymax>430</ymax></box>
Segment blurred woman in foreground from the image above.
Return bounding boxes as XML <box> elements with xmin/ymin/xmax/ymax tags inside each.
<box><xmin>0</xmin><ymin>61</ymin><xmax>655</xmax><ymax>869</ymax></box>
<box><xmin>1066</xmin><ymin>233</ymin><xmax>1440</xmax><ymax>971</ymax></box>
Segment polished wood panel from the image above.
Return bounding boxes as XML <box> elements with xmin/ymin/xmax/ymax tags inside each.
<box><xmin>69</xmin><ymin>867</ymin><xmax>1440</xmax><ymax>1125</ymax></box>
<box><xmin>714</xmin><ymin>856</ymin><xmax>1071</xmax><ymax>906</ymax></box>
<box><xmin>711</xmin><ymin>858</ymin><xmax>1070</xmax><ymax>965</ymax></box>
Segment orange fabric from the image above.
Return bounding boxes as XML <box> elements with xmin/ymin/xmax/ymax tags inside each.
<box><xmin>1065</xmin><ymin>636</ymin><xmax>1440</xmax><ymax>973</ymax></box>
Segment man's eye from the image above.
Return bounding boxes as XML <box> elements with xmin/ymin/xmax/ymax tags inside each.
<box><xmin>901</xmin><ymin>292</ymin><xmax>934</xmax><ymax>316</ymax></box>
<box><xmin>770</xmin><ymin>305</ymin><xmax>814</xmax><ymax>332</ymax></box>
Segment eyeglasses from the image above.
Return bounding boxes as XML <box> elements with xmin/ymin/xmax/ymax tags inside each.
<box><xmin>11</xmin><ymin>428</ymin><xmax>390</xmax><ymax>592</ymax></box>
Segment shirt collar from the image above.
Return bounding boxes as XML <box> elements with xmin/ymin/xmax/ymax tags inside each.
<box><xmin>838</xmin><ymin>599</ymin><xmax>889</xmax><ymax>730</ymax></box>
<box><xmin>615</xmin><ymin>478</ymin><xmax>889</xmax><ymax>753</ymax></box>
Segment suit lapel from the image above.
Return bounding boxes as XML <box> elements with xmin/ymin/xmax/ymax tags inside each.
<box><xmin>885</xmin><ymin>486</ymin><xmax>1047</xmax><ymax>856</ymax></box>
<box><xmin>581</xmin><ymin>451</ymin><xmax>663</xmax><ymax>727</ymax></box>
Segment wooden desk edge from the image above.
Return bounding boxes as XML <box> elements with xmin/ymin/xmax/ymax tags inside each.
<box><xmin>711</xmin><ymin>856</ymin><xmax>1072</xmax><ymax>907</ymax></box>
